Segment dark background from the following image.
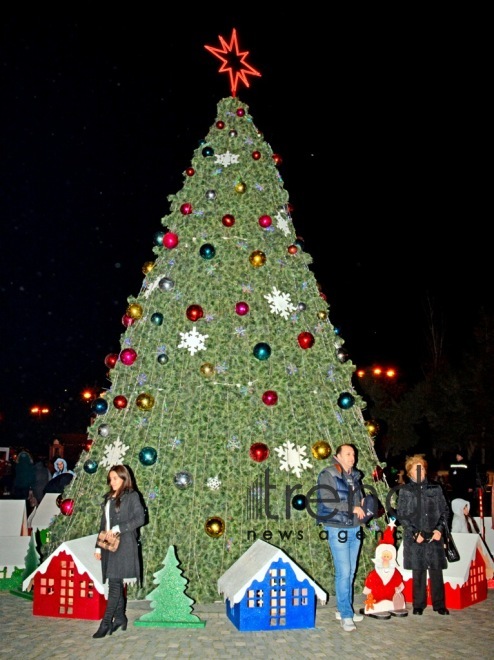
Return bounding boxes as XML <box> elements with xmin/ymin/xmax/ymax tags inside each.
<box><xmin>0</xmin><ymin>11</ymin><xmax>489</xmax><ymax>448</ymax></box>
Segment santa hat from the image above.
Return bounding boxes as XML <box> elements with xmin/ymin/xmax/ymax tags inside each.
<box><xmin>374</xmin><ymin>521</ymin><xmax>397</xmax><ymax>562</ymax></box>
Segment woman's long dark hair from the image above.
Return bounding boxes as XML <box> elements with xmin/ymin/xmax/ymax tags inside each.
<box><xmin>105</xmin><ymin>464</ymin><xmax>133</xmax><ymax>511</ymax></box>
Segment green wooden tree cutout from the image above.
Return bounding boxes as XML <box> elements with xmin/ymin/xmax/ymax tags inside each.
<box><xmin>134</xmin><ymin>545</ymin><xmax>206</xmax><ymax>628</ymax></box>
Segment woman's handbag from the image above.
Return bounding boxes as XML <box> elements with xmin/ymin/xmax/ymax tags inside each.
<box><xmin>444</xmin><ymin>524</ymin><xmax>460</xmax><ymax>562</ymax></box>
<box><xmin>97</xmin><ymin>531</ymin><xmax>120</xmax><ymax>552</ymax></box>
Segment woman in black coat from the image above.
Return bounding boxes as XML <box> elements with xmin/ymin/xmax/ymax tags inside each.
<box><xmin>93</xmin><ymin>465</ymin><xmax>145</xmax><ymax>638</ymax></box>
<box><xmin>396</xmin><ymin>454</ymin><xmax>450</xmax><ymax>616</ymax></box>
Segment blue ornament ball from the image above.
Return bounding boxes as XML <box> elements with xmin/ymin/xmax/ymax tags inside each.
<box><xmin>337</xmin><ymin>392</ymin><xmax>356</xmax><ymax>409</ymax></box>
<box><xmin>202</xmin><ymin>146</ymin><xmax>214</xmax><ymax>157</ymax></box>
<box><xmin>199</xmin><ymin>243</ymin><xmax>216</xmax><ymax>260</ymax></box>
<box><xmin>91</xmin><ymin>398</ymin><xmax>108</xmax><ymax>415</ymax></box>
<box><xmin>253</xmin><ymin>342</ymin><xmax>271</xmax><ymax>361</ymax></box>
<box><xmin>153</xmin><ymin>230</ymin><xmax>165</xmax><ymax>246</ymax></box>
<box><xmin>151</xmin><ymin>312</ymin><xmax>164</xmax><ymax>326</ymax></box>
<box><xmin>139</xmin><ymin>446</ymin><xmax>158</xmax><ymax>466</ymax></box>
<box><xmin>292</xmin><ymin>494</ymin><xmax>307</xmax><ymax>511</ymax></box>
<box><xmin>83</xmin><ymin>459</ymin><xmax>98</xmax><ymax>474</ymax></box>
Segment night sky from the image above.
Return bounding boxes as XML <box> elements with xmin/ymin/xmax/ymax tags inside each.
<box><xmin>0</xmin><ymin>12</ymin><xmax>488</xmax><ymax>444</ymax></box>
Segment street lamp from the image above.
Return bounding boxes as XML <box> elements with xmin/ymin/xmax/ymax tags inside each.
<box><xmin>30</xmin><ymin>405</ymin><xmax>50</xmax><ymax>418</ymax></box>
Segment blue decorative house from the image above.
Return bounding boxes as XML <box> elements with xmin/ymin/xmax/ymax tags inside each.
<box><xmin>217</xmin><ymin>539</ymin><xmax>327</xmax><ymax>632</ymax></box>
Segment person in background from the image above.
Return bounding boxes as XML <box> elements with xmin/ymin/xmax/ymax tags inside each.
<box><xmin>43</xmin><ymin>457</ymin><xmax>75</xmax><ymax>496</ymax></box>
<box><xmin>397</xmin><ymin>454</ymin><xmax>450</xmax><ymax>616</ymax></box>
<box><xmin>316</xmin><ymin>443</ymin><xmax>366</xmax><ymax>632</ymax></box>
<box><xmin>449</xmin><ymin>450</ymin><xmax>476</xmax><ymax>505</ymax></box>
<box><xmin>451</xmin><ymin>498</ymin><xmax>480</xmax><ymax>533</ymax></box>
<box><xmin>32</xmin><ymin>456</ymin><xmax>52</xmax><ymax>505</ymax></box>
<box><xmin>92</xmin><ymin>464</ymin><xmax>145</xmax><ymax>639</ymax></box>
<box><xmin>13</xmin><ymin>449</ymin><xmax>34</xmax><ymax>500</ymax></box>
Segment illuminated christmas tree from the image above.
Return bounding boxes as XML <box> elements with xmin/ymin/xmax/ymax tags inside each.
<box><xmin>45</xmin><ymin>29</ymin><xmax>389</xmax><ymax>604</ymax></box>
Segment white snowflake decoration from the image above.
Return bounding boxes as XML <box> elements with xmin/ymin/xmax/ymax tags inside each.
<box><xmin>274</xmin><ymin>440</ymin><xmax>313</xmax><ymax>478</ymax></box>
<box><xmin>207</xmin><ymin>475</ymin><xmax>221</xmax><ymax>490</ymax></box>
<box><xmin>178</xmin><ymin>327</ymin><xmax>208</xmax><ymax>355</ymax></box>
<box><xmin>214</xmin><ymin>150</ymin><xmax>239</xmax><ymax>166</ymax></box>
<box><xmin>227</xmin><ymin>435</ymin><xmax>241</xmax><ymax>450</ymax></box>
<box><xmin>275</xmin><ymin>210</ymin><xmax>291</xmax><ymax>236</ymax></box>
<box><xmin>264</xmin><ymin>287</ymin><xmax>296</xmax><ymax>320</ymax></box>
<box><xmin>100</xmin><ymin>438</ymin><xmax>130</xmax><ymax>468</ymax></box>
<box><xmin>142</xmin><ymin>277</ymin><xmax>160</xmax><ymax>299</ymax></box>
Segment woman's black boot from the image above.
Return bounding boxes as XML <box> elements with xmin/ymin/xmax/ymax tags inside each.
<box><xmin>111</xmin><ymin>581</ymin><xmax>127</xmax><ymax>632</ymax></box>
<box><xmin>92</xmin><ymin>620</ymin><xmax>111</xmax><ymax>638</ymax></box>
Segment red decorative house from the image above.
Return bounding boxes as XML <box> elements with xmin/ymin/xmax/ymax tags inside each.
<box><xmin>22</xmin><ymin>534</ymin><xmax>107</xmax><ymax>620</ymax></box>
<box><xmin>397</xmin><ymin>533</ymin><xmax>493</xmax><ymax>610</ymax></box>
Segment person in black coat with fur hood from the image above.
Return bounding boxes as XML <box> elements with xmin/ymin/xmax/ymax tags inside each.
<box><xmin>92</xmin><ymin>464</ymin><xmax>145</xmax><ymax>638</ymax></box>
<box><xmin>396</xmin><ymin>454</ymin><xmax>450</xmax><ymax>616</ymax></box>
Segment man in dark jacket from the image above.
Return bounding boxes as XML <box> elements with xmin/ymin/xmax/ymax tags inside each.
<box><xmin>397</xmin><ymin>454</ymin><xmax>450</xmax><ymax>616</ymax></box>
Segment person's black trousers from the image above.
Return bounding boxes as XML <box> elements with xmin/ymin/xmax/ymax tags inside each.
<box><xmin>412</xmin><ymin>568</ymin><xmax>445</xmax><ymax>610</ymax></box>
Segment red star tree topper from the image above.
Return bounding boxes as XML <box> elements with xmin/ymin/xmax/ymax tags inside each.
<box><xmin>205</xmin><ymin>28</ymin><xmax>261</xmax><ymax>97</ymax></box>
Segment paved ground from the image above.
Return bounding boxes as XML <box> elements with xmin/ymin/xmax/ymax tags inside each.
<box><xmin>1</xmin><ymin>589</ymin><xmax>493</xmax><ymax>659</ymax></box>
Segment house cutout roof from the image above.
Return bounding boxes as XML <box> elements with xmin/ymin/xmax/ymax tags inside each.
<box><xmin>217</xmin><ymin>539</ymin><xmax>328</xmax><ymax>605</ymax></box>
<box><xmin>397</xmin><ymin>533</ymin><xmax>494</xmax><ymax>588</ymax></box>
<box><xmin>29</xmin><ymin>493</ymin><xmax>60</xmax><ymax>531</ymax></box>
<box><xmin>0</xmin><ymin>536</ymin><xmax>31</xmax><ymax>577</ymax></box>
<box><xmin>22</xmin><ymin>534</ymin><xmax>105</xmax><ymax>594</ymax></box>
<box><xmin>0</xmin><ymin>500</ymin><xmax>28</xmax><ymax>536</ymax></box>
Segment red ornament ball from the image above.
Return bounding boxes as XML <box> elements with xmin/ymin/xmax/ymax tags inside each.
<box><xmin>120</xmin><ymin>348</ymin><xmax>137</xmax><ymax>366</ymax></box>
<box><xmin>104</xmin><ymin>353</ymin><xmax>118</xmax><ymax>369</ymax></box>
<box><xmin>262</xmin><ymin>390</ymin><xmax>278</xmax><ymax>406</ymax></box>
<box><xmin>235</xmin><ymin>301</ymin><xmax>249</xmax><ymax>316</ymax></box>
<box><xmin>258</xmin><ymin>215</ymin><xmax>272</xmax><ymax>228</ymax></box>
<box><xmin>236</xmin><ymin>108</ymin><xmax>245</xmax><ymax>117</ymax></box>
<box><xmin>298</xmin><ymin>332</ymin><xmax>315</xmax><ymax>349</ymax></box>
<box><xmin>113</xmin><ymin>395</ymin><xmax>128</xmax><ymax>409</ymax></box>
<box><xmin>163</xmin><ymin>232</ymin><xmax>179</xmax><ymax>249</ymax></box>
<box><xmin>60</xmin><ymin>499</ymin><xmax>75</xmax><ymax>516</ymax></box>
<box><xmin>249</xmin><ymin>442</ymin><xmax>270</xmax><ymax>462</ymax></box>
<box><xmin>272</xmin><ymin>153</ymin><xmax>283</xmax><ymax>166</ymax></box>
<box><xmin>252</xmin><ymin>150</ymin><xmax>261</xmax><ymax>160</ymax></box>
<box><xmin>222</xmin><ymin>214</ymin><xmax>235</xmax><ymax>227</ymax></box>
<box><xmin>216</xmin><ymin>120</ymin><xmax>225</xmax><ymax>129</ymax></box>
<box><xmin>121</xmin><ymin>314</ymin><xmax>134</xmax><ymax>328</ymax></box>
<box><xmin>320</xmin><ymin>291</ymin><xmax>327</xmax><ymax>301</ymax></box>
<box><xmin>180</xmin><ymin>202</ymin><xmax>193</xmax><ymax>215</ymax></box>
<box><xmin>288</xmin><ymin>245</ymin><xmax>298</xmax><ymax>255</ymax></box>
<box><xmin>185</xmin><ymin>167</ymin><xmax>195</xmax><ymax>177</ymax></box>
<box><xmin>186</xmin><ymin>304</ymin><xmax>204</xmax><ymax>322</ymax></box>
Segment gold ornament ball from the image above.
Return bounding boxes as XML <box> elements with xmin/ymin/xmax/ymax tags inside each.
<box><xmin>311</xmin><ymin>440</ymin><xmax>331</xmax><ymax>460</ymax></box>
<box><xmin>142</xmin><ymin>261</ymin><xmax>155</xmax><ymax>275</ymax></box>
<box><xmin>317</xmin><ymin>310</ymin><xmax>327</xmax><ymax>320</ymax></box>
<box><xmin>136</xmin><ymin>392</ymin><xmax>155</xmax><ymax>411</ymax></box>
<box><xmin>126</xmin><ymin>302</ymin><xmax>143</xmax><ymax>320</ymax></box>
<box><xmin>200</xmin><ymin>363</ymin><xmax>215</xmax><ymax>377</ymax></box>
<box><xmin>234</xmin><ymin>181</ymin><xmax>247</xmax><ymax>194</ymax></box>
<box><xmin>205</xmin><ymin>516</ymin><xmax>225</xmax><ymax>538</ymax></box>
<box><xmin>249</xmin><ymin>250</ymin><xmax>266</xmax><ymax>268</ymax></box>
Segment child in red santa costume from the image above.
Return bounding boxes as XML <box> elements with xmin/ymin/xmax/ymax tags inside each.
<box><xmin>361</xmin><ymin>520</ymin><xmax>408</xmax><ymax>619</ymax></box>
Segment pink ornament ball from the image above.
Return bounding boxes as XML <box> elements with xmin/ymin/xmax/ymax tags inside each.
<box><xmin>235</xmin><ymin>301</ymin><xmax>250</xmax><ymax>316</ymax></box>
<box><xmin>262</xmin><ymin>390</ymin><xmax>278</xmax><ymax>406</ymax></box>
<box><xmin>120</xmin><ymin>348</ymin><xmax>137</xmax><ymax>365</ymax></box>
<box><xmin>121</xmin><ymin>314</ymin><xmax>134</xmax><ymax>328</ymax></box>
<box><xmin>60</xmin><ymin>499</ymin><xmax>75</xmax><ymax>516</ymax></box>
<box><xmin>258</xmin><ymin>215</ymin><xmax>272</xmax><ymax>228</ymax></box>
<box><xmin>163</xmin><ymin>232</ymin><xmax>179</xmax><ymax>249</ymax></box>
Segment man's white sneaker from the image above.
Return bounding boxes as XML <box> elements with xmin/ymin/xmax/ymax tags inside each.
<box><xmin>335</xmin><ymin>611</ymin><xmax>364</xmax><ymax>622</ymax></box>
<box><xmin>341</xmin><ymin>617</ymin><xmax>356</xmax><ymax>632</ymax></box>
